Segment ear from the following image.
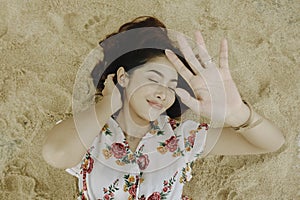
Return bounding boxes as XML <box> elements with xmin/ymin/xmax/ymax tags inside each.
<box><xmin>116</xmin><ymin>67</ymin><xmax>129</xmax><ymax>87</ymax></box>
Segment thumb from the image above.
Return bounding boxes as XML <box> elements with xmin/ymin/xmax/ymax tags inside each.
<box><xmin>175</xmin><ymin>88</ymin><xmax>190</xmax><ymax>102</ymax></box>
<box><xmin>175</xmin><ymin>88</ymin><xmax>201</xmax><ymax>115</ymax></box>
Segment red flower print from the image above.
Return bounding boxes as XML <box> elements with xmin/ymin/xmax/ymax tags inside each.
<box><xmin>111</xmin><ymin>142</ymin><xmax>127</xmax><ymax>159</ymax></box>
<box><xmin>163</xmin><ymin>187</ymin><xmax>168</xmax><ymax>192</ymax></box>
<box><xmin>81</xmin><ymin>152</ymin><xmax>94</xmax><ymax>191</ymax></box>
<box><xmin>181</xmin><ymin>195</ymin><xmax>191</xmax><ymax>200</ymax></box>
<box><xmin>147</xmin><ymin>192</ymin><xmax>161</xmax><ymax>200</ymax></box>
<box><xmin>187</xmin><ymin>135</ymin><xmax>195</xmax><ymax>147</ymax></box>
<box><xmin>101</xmin><ymin>179</ymin><xmax>119</xmax><ymax>200</ymax></box>
<box><xmin>87</xmin><ymin>157</ymin><xmax>94</xmax><ymax>173</ymax></box>
<box><xmin>169</xmin><ymin>118</ymin><xmax>177</xmax><ymax>130</ymax></box>
<box><xmin>129</xmin><ymin>184</ymin><xmax>137</xmax><ymax>196</ymax></box>
<box><xmin>103</xmin><ymin>194</ymin><xmax>110</xmax><ymax>200</ymax></box>
<box><xmin>137</xmin><ymin>154</ymin><xmax>150</xmax><ymax>170</ymax></box>
<box><xmin>199</xmin><ymin>123</ymin><xmax>209</xmax><ymax>130</ymax></box>
<box><xmin>165</xmin><ymin>136</ymin><xmax>179</xmax><ymax>152</ymax></box>
<box><xmin>79</xmin><ymin>190</ymin><xmax>87</xmax><ymax>200</ymax></box>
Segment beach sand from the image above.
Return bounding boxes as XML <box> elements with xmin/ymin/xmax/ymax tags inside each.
<box><xmin>0</xmin><ymin>0</ymin><xmax>299</xmax><ymax>199</ymax></box>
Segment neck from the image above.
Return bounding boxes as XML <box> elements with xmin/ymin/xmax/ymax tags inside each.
<box><xmin>115</xmin><ymin>101</ymin><xmax>151</xmax><ymax>138</ymax></box>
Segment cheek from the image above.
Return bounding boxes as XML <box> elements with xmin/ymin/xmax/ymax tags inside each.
<box><xmin>126</xmin><ymin>84</ymin><xmax>175</xmax><ymax>106</ymax></box>
<box><xmin>126</xmin><ymin>80</ymin><xmax>149</xmax><ymax>95</ymax></box>
<box><xmin>125</xmin><ymin>85</ymin><xmax>149</xmax><ymax>104</ymax></box>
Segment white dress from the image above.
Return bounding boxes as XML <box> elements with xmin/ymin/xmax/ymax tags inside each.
<box><xmin>65</xmin><ymin>115</ymin><xmax>208</xmax><ymax>200</ymax></box>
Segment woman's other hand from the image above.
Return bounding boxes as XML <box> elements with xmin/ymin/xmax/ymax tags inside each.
<box><xmin>101</xmin><ymin>74</ymin><xmax>122</xmax><ymax>114</ymax></box>
<box><xmin>165</xmin><ymin>31</ymin><xmax>245</xmax><ymax>125</ymax></box>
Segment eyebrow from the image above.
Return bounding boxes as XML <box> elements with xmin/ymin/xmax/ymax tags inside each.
<box><xmin>146</xmin><ymin>70</ymin><xmax>178</xmax><ymax>83</ymax></box>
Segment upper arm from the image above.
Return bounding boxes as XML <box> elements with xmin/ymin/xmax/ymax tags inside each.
<box><xmin>204</xmin><ymin>127</ymin><xmax>269</xmax><ymax>156</ymax></box>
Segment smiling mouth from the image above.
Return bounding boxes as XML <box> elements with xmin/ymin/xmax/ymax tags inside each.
<box><xmin>147</xmin><ymin>100</ymin><xmax>163</xmax><ymax>110</ymax></box>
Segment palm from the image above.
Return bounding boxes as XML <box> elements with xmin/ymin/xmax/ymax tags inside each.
<box><xmin>165</xmin><ymin>31</ymin><xmax>244</xmax><ymax>122</ymax></box>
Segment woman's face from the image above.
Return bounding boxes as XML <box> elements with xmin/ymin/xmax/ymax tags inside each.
<box><xmin>121</xmin><ymin>56</ymin><xmax>178</xmax><ymax>121</ymax></box>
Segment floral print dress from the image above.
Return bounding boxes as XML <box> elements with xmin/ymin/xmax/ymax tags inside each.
<box><xmin>65</xmin><ymin>115</ymin><xmax>209</xmax><ymax>200</ymax></box>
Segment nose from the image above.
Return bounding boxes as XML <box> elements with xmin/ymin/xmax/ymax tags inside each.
<box><xmin>155</xmin><ymin>88</ymin><xmax>166</xmax><ymax>101</ymax></box>
<box><xmin>156</xmin><ymin>93</ymin><xmax>165</xmax><ymax>101</ymax></box>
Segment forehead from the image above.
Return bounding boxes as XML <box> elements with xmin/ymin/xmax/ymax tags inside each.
<box><xmin>135</xmin><ymin>56</ymin><xmax>177</xmax><ymax>75</ymax></box>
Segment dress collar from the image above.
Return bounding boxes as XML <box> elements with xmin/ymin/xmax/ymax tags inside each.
<box><xmin>110</xmin><ymin>114</ymin><xmax>169</xmax><ymax>139</ymax></box>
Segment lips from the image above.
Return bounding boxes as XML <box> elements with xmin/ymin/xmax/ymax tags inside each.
<box><xmin>147</xmin><ymin>100</ymin><xmax>163</xmax><ymax>110</ymax></box>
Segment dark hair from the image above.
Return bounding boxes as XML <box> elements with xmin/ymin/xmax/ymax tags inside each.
<box><xmin>91</xmin><ymin>16</ymin><xmax>195</xmax><ymax>119</ymax></box>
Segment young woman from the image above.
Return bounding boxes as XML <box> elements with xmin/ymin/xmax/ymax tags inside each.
<box><xmin>42</xmin><ymin>16</ymin><xmax>285</xmax><ymax>200</ymax></box>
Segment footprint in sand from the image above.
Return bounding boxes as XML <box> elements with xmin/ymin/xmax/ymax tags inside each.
<box><xmin>258</xmin><ymin>81</ymin><xmax>271</xmax><ymax>97</ymax></box>
<box><xmin>84</xmin><ymin>15</ymin><xmax>102</xmax><ymax>30</ymax></box>
<box><xmin>64</xmin><ymin>11</ymin><xmax>110</xmax><ymax>46</ymax></box>
<box><xmin>83</xmin><ymin>13</ymin><xmax>108</xmax><ymax>44</ymax></box>
<box><xmin>216</xmin><ymin>188</ymin><xmax>238</xmax><ymax>199</ymax></box>
<box><xmin>15</xmin><ymin>110</ymin><xmax>43</xmax><ymax>143</ymax></box>
<box><xmin>49</xmin><ymin>5</ymin><xmax>125</xmax><ymax>47</ymax></box>
<box><xmin>1</xmin><ymin>174</ymin><xmax>36</xmax><ymax>198</ymax></box>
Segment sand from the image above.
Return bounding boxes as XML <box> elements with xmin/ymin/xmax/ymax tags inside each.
<box><xmin>0</xmin><ymin>0</ymin><xmax>299</xmax><ymax>199</ymax></box>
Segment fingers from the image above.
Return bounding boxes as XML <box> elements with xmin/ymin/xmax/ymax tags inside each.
<box><xmin>102</xmin><ymin>73</ymin><xmax>122</xmax><ymax>113</ymax></box>
<box><xmin>194</xmin><ymin>31</ymin><xmax>213</xmax><ymax>68</ymax></box>
<box><xmin>105</xmin><ymin>74</ymin><xmax>115</xmax><ymax>86</ymax></box>
<box><xmin>165</xmin><ymin>49</ymin><xmax>194</xmax><ymax>83</ymax></box>
<box><xmin>102</xmin><ymin>74</ymin><xmax>115</xmax><ymax>96</ymax></box>
<box><xmin>219</xmin><ymin>38</ymin><xmax>232</xmax><ymax>78</ymax></box>
<box><xmin>195</xmin><ymin>30</ymin><xmax>207</xmax><ymax>50</ymax></box>
<box><xmin>175</xmin><ymin>88</ymin><xmax>201</xmax><ymax>114</ymax></box>
<box><xmin>106</xmin><ymin>74</ymin><xmax>115</xmax><ymax>80</ymax></box>
<box><xmin>219</xmin><ymin>39</ymin><xmax>228</xmax><ymax>69</ymax></box>
<box><xmin>176</xmin><ymin>33</ymin><xmax>202</xmax><ymax>74</ymax></box>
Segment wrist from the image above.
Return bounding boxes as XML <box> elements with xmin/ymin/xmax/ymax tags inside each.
<box><xmin>226</xmin><ymin>100</ymin><xmax>265</xmax><ymax>133</ymax></box>
<box><xmin>226</xmin><ymin>101</ymin><xmax>251</xmax><ymax>127</ymax></box>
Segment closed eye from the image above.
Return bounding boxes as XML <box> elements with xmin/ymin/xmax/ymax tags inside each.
<box><xmin>148</xmin><ymin>78</ymin><xmax>175</xmax><ymax>93</ymax></box>
<box><xmin>168</xmin><ymin>87</ymin><xmax>176</xmax><ymax>93</ymax></box>
<box><xmin>148</xmin><ymin>78</ymin><xmax>158</xmax><ymax>83</ymax></box>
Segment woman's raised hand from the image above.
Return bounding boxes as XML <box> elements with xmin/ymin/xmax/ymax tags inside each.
<box><xmin>101</xmin><ymin>74</ymin><xmax>122</xmax><ymax>114</ymax></box>
<box><xmin>165</xmin><ymin>31</ymin><xmax>244</xmax><ymax>123</ymax></box>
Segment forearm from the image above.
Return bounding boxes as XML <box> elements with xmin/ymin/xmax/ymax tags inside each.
<box><xmin>226</xmin><ymin>103</ymin><xmax>285</xmax><ymax>151</ymax></box>
<box><xmin>42</xmin><ymin>96</ymin><xmax>113</xmax><ymax>169</ymax></box>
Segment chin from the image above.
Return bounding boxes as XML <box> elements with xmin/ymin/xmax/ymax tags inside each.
<box><xmin>130</xmin><ymin>102</ymin><xmax>165</xmax><ymax>122</ymax></box>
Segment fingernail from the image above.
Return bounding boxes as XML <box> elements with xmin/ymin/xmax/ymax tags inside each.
<box><xmin>165</xmin><ymin>49</ymin><xmax>176</xmax><ymax>57</ymax></box>
<box><xmin>165</xmin><ymin>49</ymin><xmax>174</xmax><ymax>56</ymax></box>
